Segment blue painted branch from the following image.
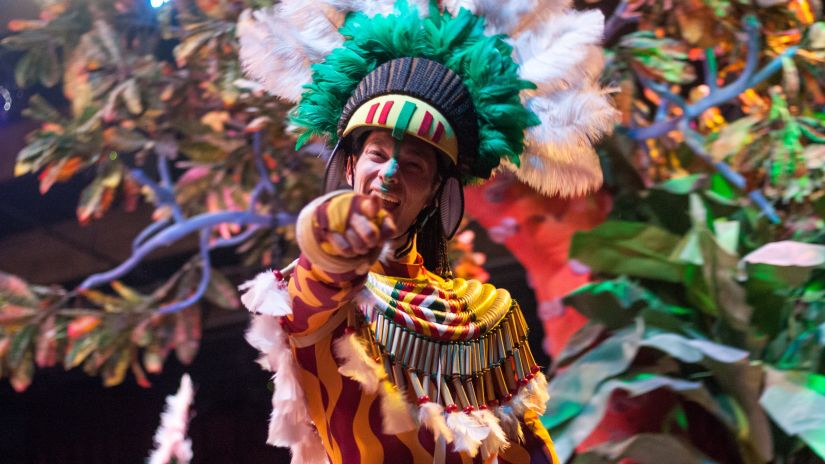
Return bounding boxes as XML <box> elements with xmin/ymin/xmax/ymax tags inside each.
<box><xmin>210</xmin><ymin>225</ymin><xmax>262</xmax><ymax>249</ymax></box>
<box><xmin>156</xmin><ymin>229</ymin><xmax>212</xmax><ymax>314</ymax></box>
<box><xmin>253</xmin><ymin>131</ymin><xmax>275</xmax><ymax>194</ymax></box>
<box><xmin>157</xmin><ymin>152</ymin><xmax>173</xmax><ymax>188</ymax></box>
<box><xmin>129</xmin><ymin>168</ymin><xmax>185</xmax><ymax>222</ymax></box>
<box><xmin>680</xmin><ymin>121</ymin><xmax>780</xmax><ymax>223</ymax></box>
<box><xmin>132</xmin><ymin>217</ymin><xmax>171</xmax><ymax>251</ymax></box>
<box><xmin>78</xmin><ymin>210</ymin><xmax>276</xmax><ymax>290</ymax></box>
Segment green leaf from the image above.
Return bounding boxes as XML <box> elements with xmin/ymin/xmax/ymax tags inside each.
<box><xmin>640</xmin><ymin>333</ymin><xmax>748</xmax><ymax>363</ymax></box>
<box><xmin>760</xmin><ymin>367</ymin><xmax>825</xmax><ymax>459</ymax></box>
<box><xmin>564</xmin><ymin>279</ymin><xmax>650</xmax><ymax>329</ymax></box>
<box><xmin>545</xmin><ymin>322</ymin><xmax>644</xmax><ymax>429</ymax></box>
<box><xmin>14</xmin><ymin>52</ymin><xmax>36</xmax><ymax>88</ymax></box>
<box><xmin>570</xmin><ymin>221</ymin><xmax>685</xmax><ymax>282</ymax></box>
<box><xmin>8</xmin><ymin>324</ymin><xmax>36</xmax><ymax>367</ymax></box>
<box><xmin>64</xmin><ymin>332</ymin><xmax>99</xmax><ymax>368</ymax></box>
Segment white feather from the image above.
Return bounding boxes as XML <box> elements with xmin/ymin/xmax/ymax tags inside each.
<box><xmin>446</xmin><ymin>411</ymin><xmax>489</xmax><ymax>457</ymax></box>
<box><xmin>237</xmin><ymin>5</ymin><xmax>342</xmax><ymax>102</ymax></box>
<box><xmin>418</xmin><ymin>402</ymin><xmax>454</xmax><ymax>443</ymax></box>
<box><xmin>443</xmin><ymin>0</ymin><xmax>571</xmax><ymax>35</ymax></box>
<box><xmin>148</xmin><ymin>374</ymin><xmax>194</xmax><ymax>464</ymax></box>
<box><xmin>333</xmin><ymin>331</ymin><xmax>384</xmax><ymax>394</ymax></box>
<box><xmin>527</xmin><ymin>371</ymin><xmax>549</xmax><ymax>415</ymax></box>
<box><xmin>473</xmin><ymin>408</ymin><xmax>509</xmax><ymax>458</ymax></box>
<box><xmin>505</xmin><ymin>87</ymin><xmax>617</xmax><ymax>197</ymax></box>
<box><xmin>239</xmin><ymin>270</ymin><xmax>292</xmax><ymax>316</ymax></box>
<box><xmin>378</xmin><ymin>381</ymin><xmax>418</xmax><ymax>434</ymax></box>
<box><xmin>245</xmin><ymin>312</ymin><xmax>326</xmax><ymax>461</ymax></box>
<box><xmin>292</xmin><ymin>434</ymin><xmax>331</xmax><ymax>464</ymax></box>
<box><xmin>494</xmin><ymin>405</ymin><xmax>524</xmax><ymax>443</ymax></box>
<box><xmin>527</xmin><ymin>88</ymin><xmax>618</xmax><ymax>149</ymax></box>
<box><xmin>514</xmin><ymin>9</ymin><xmax>605</xmax><ymax>93</ymax></box>
<box><xmin>325</xmin><ymin>0</ymin><xmax>429</xmax><ymax>17</ymax></box>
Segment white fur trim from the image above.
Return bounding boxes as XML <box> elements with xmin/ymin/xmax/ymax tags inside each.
<box><xmin>245</xmin><ymin>314</ymin><xmax>328</xmax><ymax>464</ymax></box>
<box><xmin>239</xmin><ymin>271</ymin><xmax>292</xmax><ymax>316</ymax></box>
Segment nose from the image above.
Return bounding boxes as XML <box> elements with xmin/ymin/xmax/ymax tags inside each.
<box><xmin>378</xmin><ymin>157</ymin><xmax>400</xmax><ymax>187</ymax></box>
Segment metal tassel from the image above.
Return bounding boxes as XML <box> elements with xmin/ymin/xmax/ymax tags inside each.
<box><xmin>423</xmin><ymin>341</ymin><xmax>435</xmax><ymax>375</ymax></box>
<box><xmin>451</xmin><ymin>378</ymin><xmax>470</xmax><ymax>409</ymax></box>
<box><xmin>411</xmin><ymin>336</ymin><xmax>422</xmax><ymax>372</ymax></box>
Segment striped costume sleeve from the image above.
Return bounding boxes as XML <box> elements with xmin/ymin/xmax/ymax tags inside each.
<box><xmin>285</xmin><ymin>191</ymin><xmax>375</xmax><ymax>336</ymax></box>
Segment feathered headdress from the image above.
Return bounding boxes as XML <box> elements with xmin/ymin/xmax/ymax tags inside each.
<box><xmin>238</xmin><ymin>0</ymin><xmax>616</xmax><ymax>230</ymax></box>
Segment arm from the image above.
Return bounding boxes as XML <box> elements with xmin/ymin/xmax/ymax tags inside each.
<box><xmin>285</xmin><ymin>191</ymin><xmax>395</xmax><ymax>336</ymax></box>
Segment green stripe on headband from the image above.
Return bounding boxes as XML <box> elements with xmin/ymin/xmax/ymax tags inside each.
<box><xmin>392</xmin><ymin>100</ymin><xmax>417</xmax><ymax>140</ymax></box>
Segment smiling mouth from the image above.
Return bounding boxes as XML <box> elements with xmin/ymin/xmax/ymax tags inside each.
<box><xmin>371</xmin><ymin>191</ymin><xmax>400</xmax><ymax>212</ymax></box>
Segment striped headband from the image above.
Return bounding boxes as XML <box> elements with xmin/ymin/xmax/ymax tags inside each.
<box><xmin>342</xmin><ymin>94</ymin><xmax>459</xmax><ymax>165</ymax></box>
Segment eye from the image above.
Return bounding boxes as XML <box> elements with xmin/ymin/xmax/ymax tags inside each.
<box><xmin>366</xmin><ymin>149</ymin><xmax>389</xmax><ymax>161</ymax></box>
<box><xmin>403</xmin><ymin>160</ymin><xmax>425</xmax><ymax>173</ymax></box>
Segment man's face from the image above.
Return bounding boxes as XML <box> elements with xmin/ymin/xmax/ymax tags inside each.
<box><xmin>349</xmin><ymin>130</ymin><xmax>439</xmax><ymax>239</ymax></box>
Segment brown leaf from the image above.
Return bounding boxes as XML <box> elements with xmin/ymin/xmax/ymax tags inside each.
<box><xmin>143</xmin><ymin>343</ymin><xmax>168</xmax><ymax>374</ymax></box>
<box><xmin>10</xmin><ymin>352</ymin><xmax>34</xmax><ymax>392</ymax></box>
<box><xmin>0</xmin><ymin>304</ymin><xmax>36</xmax><ymax>325</ymax></box>
<box><xmin>35</xmin><ymin>315</ymin><xmax>59</xmax><ymax>368</ymax></box>
<box><xmin>102</xmin><ymin>347</ymin><xmax>131</xmax><ymax>387</ymax></box>
<box><xmin>131</xmin><ymin>358</ymin><xmax>152</xmax><ymax>388</ymax></box>
<box><xmin>244</xmin><ymin>116</ymin><xmax>271</xmax><ymax>133</ymax></box>
<box><xmin>0</xmin><ymin>272</ymin><xmax>37</xmax><ymax>303</ymax></box>
<box><xmin>102</xmin><ymin>127</ymin><xmax>149</xmax><ymax>153</ymax></box>
<box><xmin>174</xmin><ymin>307</ymin><xmax>201</xmax><ymax>365</ymax></box>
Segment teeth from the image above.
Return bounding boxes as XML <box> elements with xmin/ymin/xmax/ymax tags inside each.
<box><xmin>373</xmin><ymin>191</ymin><xmax>399</xmax><ymax>205</ymax></box>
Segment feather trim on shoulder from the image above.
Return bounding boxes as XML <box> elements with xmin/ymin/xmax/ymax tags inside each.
<box><xmin>333</xmin><ymin>331</ymin><xmax>384</xmax><ymax>394</ymax></box>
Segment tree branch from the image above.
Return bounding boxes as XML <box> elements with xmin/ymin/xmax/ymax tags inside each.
<box><xmin>628</xmin><ymin>16</ymin><xmax>799</xmax><ymax>140</ymax></box>
<box><xmin>156</xmin><ymin>229</ymin><xmax>211</xmax><ymax>314</ymax></box>
<box><xmin>679</xmin><ymin>120</ymin><xmax>780</xmax><ymax>223</ymax></box>
<box><xmin>78</xmin><ymin>210</ymin><xmax>278</xmax><ymax>290</ymax></box>
<box><xmin>129</xmin><ymin>168</ymin><xmax>185</xmax><ymax>222</ymax></box>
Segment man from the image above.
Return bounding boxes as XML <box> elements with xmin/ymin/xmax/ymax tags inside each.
<box><xmin>239</xmin><ymin>2</ymin><xmax>613</xmax><ymax>463</ymax></box>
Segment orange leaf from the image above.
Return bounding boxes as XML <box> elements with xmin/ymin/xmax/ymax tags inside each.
<box><xmin>67</xmin><ymin>315</ymin><xmax>101</xmax><ymax>339</ymax></box>
<box><xmin>7</xmin><ymin>19</ymin><xmax>45</xmax><ymax>32</ymax></box>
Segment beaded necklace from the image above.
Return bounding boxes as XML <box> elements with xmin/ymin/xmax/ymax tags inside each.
<box><xmin>356</xmin><ymin>272</ymin><xmax>542</xmax><ymax>412</ymax></box>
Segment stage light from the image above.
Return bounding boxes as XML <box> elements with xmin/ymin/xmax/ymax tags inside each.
<box><xmin>0</xmin><ymin>86</ymin><xmax>11</xmax><ymax>112</ymax></box>
<box><xmin>150</xmin><ymin>0</ymin><xmax>170</xmax><ymax>8</ymax></box>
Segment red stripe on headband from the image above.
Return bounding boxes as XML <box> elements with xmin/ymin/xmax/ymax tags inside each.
<box><xmin>432</xmin><ymin>122</ymin><xmax>445</xmax><ymax>143</ymax></box>
<box><xmin>365</xmin><ymin>102</ymin><xmax>380</xmax><ymax>124</ymax></box>
<box><xmin>417</xmin><ymin>111</ymin><xmax>433</xmax><ymax>137</ymax></box>
<box><xmin>377</xmin><ymin>100</ymin><xmax>394</xmax><ymax>125</ymax></box>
